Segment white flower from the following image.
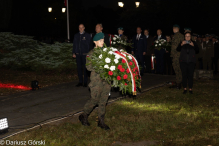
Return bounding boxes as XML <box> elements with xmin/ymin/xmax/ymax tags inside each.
<box><xmin>156</xmin><ymin>41</ymin><xmax>159</xmax><ymax>43</ymax></box>
<box><xmin>104</xmin><ymin>65</ymin><xmax>109</xmax><ymax>69</ymax></box>
<box><xmin>155</xmin><ymin>44</ymin><xmax>157</xmax><ymax>47</ymax></box>
<box><xmin>117</xmin><ymin>41</ymin><xmax>120</xmax><ymax>43</ymax></box>
<box><xmin>114</xmin><ymin>59</ymin><xmax>119</xmax><ymax>64</ymax></box>
<box><xmin>110</xmin><ymin>66</ymin><xmax>116</xmax><ymax>71</ymax></box>
<box><xmin>128</xmin><ymin>56</ymin><xmax>132</xmax><ymax>60</ymax></box>
<box><xmin>108</xmin><ymin>51</ymin><xmax>113</xmax><ymax>55</ymax></box>
<box><xmin>164</xmin><ymin>40</ymin><xmax>166</xmax><ymax>42</ymax></box>
<box><xmin>115</xmin><ymin>55</ymin><xmax>121</xmax><ymax>59</ymax></box>
<box><xmin>111</xmin><ymin>41</ymin><xmax>112</xmax><ymax>44</ymax></box>
<box><xmin>122</xmin><ymin>53</ymin><xmax>126</xmax><ymax>57</ymax></box>
<box><xmin>120</xmin><ymin>49</ymin><xmax>124</xmax><ymax>52</ymax></box>
<box><xmin>99</xmin><ymin>54</ymin><xmax>102</xmax><ymax>59</ymax></box>
<box><xmin>105</xmin><ymin>57</ymin><xmax>111</xmax><ymax>63</ymax></box>
<box><xmin>113</xmin><ymin>42</ymin><xmax>116</xmax><ymax>44</ymax></box>
<box><xmin>103</xmin><ymin>48</ymin><xmax>107</xmax><ymax>52</ymax></box>
<box><xmin>159</xmin><ymin>44</ymin><xmax>161</xmax><ymax>46</ymax></box>
<box><xmin>113</xmin><ymin>37</ymin><xmax>116</xmax><ymax>40</ymax></box>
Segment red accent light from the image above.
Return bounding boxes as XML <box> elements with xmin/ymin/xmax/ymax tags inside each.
<box><xmin>0</xmin><ymin>83</ymin><xmax>31</xmax><ymax>90</ymax></box>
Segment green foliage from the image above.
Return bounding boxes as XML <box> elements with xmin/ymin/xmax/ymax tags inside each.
<box><xmin>0</xmin><ymin>32</ymin><xmax>76</xmax><ymax>72</ymax></box>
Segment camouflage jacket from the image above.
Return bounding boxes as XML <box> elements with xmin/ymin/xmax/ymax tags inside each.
<box><xmin>171</xmin><ymin>32</ymin><xmax>184</xmax><ymax>57</ymax></box>
<box><xmin>86</xmin><ymin>48</ymin><xmax>109</xmax><ymax>87</ymax></box>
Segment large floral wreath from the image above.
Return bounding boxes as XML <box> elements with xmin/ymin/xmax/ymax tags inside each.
<box><xmin>87</xmin><ymin>47</ymin><xmax>141</xmax><ymax>95</ymax></box>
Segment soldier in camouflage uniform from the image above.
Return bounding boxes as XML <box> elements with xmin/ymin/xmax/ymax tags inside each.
<box><xmin>171</xmin><ymin>24</ymin><xmax>184</xmax><ymax>89</ymax></box>
<box><xmin>117</xmin><ymin>27</ymin><xmax>128</xmax><ymax>51</ymax></box>
<box><xmin>79</xmin><ymin>32</ymin><xmax>111</xmax><ymax>130</ymax></box>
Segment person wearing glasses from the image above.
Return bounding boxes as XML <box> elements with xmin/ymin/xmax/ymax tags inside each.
<box><xmin>176</xmin><ymin>32</ymin><xmax>199</xmax><ymax>94</ymax></box>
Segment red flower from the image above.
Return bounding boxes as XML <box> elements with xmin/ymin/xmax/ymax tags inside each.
<box><xmin>123</xmin><ymin>74</ymin><xmax>128</xmax><ymax>79</ymax></box>
<box><xmin>122</xmin><ymin>59</ymin><xmax>126</xmax><ymax>63</ymax></box>
<box><xmin>133</xmin><ymin>68</ymin><xmax>136</xmax><ymax>72</ymax></box>
<box><xmin>137</xmin><ymin>76</ymin><xmax>139</xmax><ymax>79</ymax></box>
<box><xmin>125</xmin><ymin>83</ymin><xmax>128</xmax><ymax>86</ymax></box>
<box><xmin>118</xmin><ymin>65</ymin><xmax>122</xmax><ymax>69</ymax></box>
<box><xmin>117</xmin><ymin>76</ymin><xmax>121</xmax><ymax>80</ymax></box>
<box><xmin>129</xmin><ymin>62</ymin><xmax>133</xmax><ymax>66</ymax></box>
<box><xmin>120</xmin><ymin>68</ymin><xmax>125</xmax><ymax>72</ymax></box>
<box><xmin>126</xmin><ymin>68</ymin><xmax>130</xmax><ymax>73</ymax></box>
<box><xmin>108</xmin><ymin>71</ymin><xmax>113</xmax><ymax>76</ymax></box>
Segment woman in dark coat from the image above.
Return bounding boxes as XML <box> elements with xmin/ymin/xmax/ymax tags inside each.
<box><xmin>177</xmin><ymin>32</ymin><xmax>199</xmax><ymax>94</ymax></box>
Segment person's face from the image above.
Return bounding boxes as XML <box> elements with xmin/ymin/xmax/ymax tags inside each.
<box><xmin>79</xmin><ymin>24</ymin><xmax>85</xmax><ymax>33</ymax></box>
<box><xmin>166</xmin><ymin>37</ymin><xmax>171</xmax><ymax>42</ymax></box>
<box><xmin>137</xmin><ymin>28</ymin><xmax>142</xmax><ymax>34</ymax></box>
<box><xmin>157</xmin><ymin>30</ymin><xmax>162</xmax><ymax>36</ymax></box>
<box><xmin>94</xmin><ymin>39</ymin><xmax>104</xmax><ymax>47</ymax></box>
<box><xmin>173</xmin><ymin>27</ymin><xmax>179</xmax><ymax>33</ymax></box>
<box><xmin>144</xmin><ymin>30</ymin><xmax>149</xmax><ymax>36</ymax></box>
<box><xmin>95</xmin><ymin>25</ymin><xmax>103</xmax><ymax>33</ymax></box>
<box><xmin>118</xmin><ymin>30</ymin><xmax>124</xmax><ymax>35</ymax></box>
<box><xmin>185</xmin><ymin>33</ymin><xmax>191</xmax><ymax>41</ymax></box>
<box><xmin>194</xmin><ymin>36</ymin><xmax>197</xmax><ymax>41</ymax></box>
<box><xmin>202</xmin><ymin>38</ymin><xmax>206</xmax><ymax>42</ymax></box>
<box><xmin>205</xmin><ymin>37</ymin><xmax>209</xmax><ymax>41</ymax></box>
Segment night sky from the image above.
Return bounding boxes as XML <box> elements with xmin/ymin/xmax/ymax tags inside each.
<box><xmin>1</xmin><ymin>0</ymin><xmax>219</xmax><ymax>40</ymax></box>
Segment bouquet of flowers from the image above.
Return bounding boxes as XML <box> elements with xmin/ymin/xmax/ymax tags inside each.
<box><xmin>111</xmin><ymin>35</ymin><xmax>132</xmax><ymax>48</ymax></box>
<box><xmin>163</xmin><ymin>42</ymin><xmax>172</xmax><ymax>52</ymax></box>
<box><xmin>150</xmin><ymin>39</ymin><xmax>167</xmax><ymax>51</ymax></box>
<box><xmin>87</xmin><ymin>46</ymin><xmax>141</xmax><ymax>95</ymax></box>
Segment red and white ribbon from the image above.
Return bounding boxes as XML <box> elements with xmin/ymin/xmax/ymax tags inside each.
<box><xmin>113</xmin><ymin>51</ymin><xmax>138</xmax><ymax>95</ymax></box>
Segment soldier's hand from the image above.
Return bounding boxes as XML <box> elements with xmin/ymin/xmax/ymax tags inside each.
<box><xmin>72</xmin><ymin>54</ymin><xmax>76</xmax><ymax>58</ymax></box>
<box><xmin>189</xmin><ymin>41</ymin><xmax>194</xmax><ymax>46</ymax></box>
<box><xmin>143</xmin><ymin>52</ymin><xmax>146</xmax><ymax>55</ymax></box>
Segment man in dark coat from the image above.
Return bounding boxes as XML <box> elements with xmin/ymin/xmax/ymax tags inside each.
<box><xmin>132</xmin><ymin>27</ymin><xmax>147</xmax><ymax>76</ymax></box>
<box><xmin>154</xmin><ymin>29</ymin><xmax>166</xmax><ymax>74</ymax></box>
<box><xmin>213</xmin><ymin>36</ymin><xmax>219</xmax><ymax>74</ymax></box>
<box><xmin>144</xmin><ymin>29</ymin><xmax>154</xmax><ymax>73</ymax></box>
<box><xmin>73</xmin><ymin>24</ymin><xmax>91</xmax><ymax>87</ymax></box>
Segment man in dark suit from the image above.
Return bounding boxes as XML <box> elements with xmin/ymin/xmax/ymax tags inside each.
<box><xmin>213</xmin><ymin>36</ymin><xmax>219</xmax><ymax>74</ymax></box>
<box><xmin>132</xmin><ymin>27</ymin><xmax>147</xmax><ymax>76</ymax></box>
<box><xmin>73</xmin><ymin>24</ymin><xmax>91</xmax><ymax>87</ymax></box>
<box><xmin>154</xmin><ymin>29</ymin><xmax>166</xmax><ymax>74</ymax></box>
<box><xmin>90</xmin><ymin>23</ymin><xmax>110</xmax><ymax>49</ymax></box>
<box><xmin>144</xmin><ymin>29</ymin><xmax>154</xmax><ymax>73</ymax></box>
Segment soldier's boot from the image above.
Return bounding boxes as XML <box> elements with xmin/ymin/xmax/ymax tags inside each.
<box><xmin>98</xmin><ymin>115</ymin><xmax>110</xmax><ymax>130</ymax></box>
<box><xmin>79</xmin><ymin>113</ymin><xmax>90</xmax><ymax>126</ymax></box>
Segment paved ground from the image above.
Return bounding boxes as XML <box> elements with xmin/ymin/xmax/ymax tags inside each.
<box><xmin>0</xmin><ymin>74</ymin><xmax>175</xmax><ymax>139</ymax></box>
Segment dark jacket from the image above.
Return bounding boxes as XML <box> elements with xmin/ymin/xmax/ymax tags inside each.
<box><xmin>176</xmin><ymin>41</ymin><xmax>199</xmax><ymax>63</ymax></box>
<box><xmin>214</xmin><ymin>42</ymin><xmax>219</xmax><ymax>58</ymax></box>
<box><xmin>145</xmin><ymin>35</ymin><xmax>154</xmax><ymax>55</ymax></box>
<box><xmin>132</xmin><ymin>34</ymin><xmax>147</xmax><ymax>54</ymax></box>
<box><xmin>72</xmin><ymin>32</ymin><xmax>91</xmax><ymax>55</ymax></box>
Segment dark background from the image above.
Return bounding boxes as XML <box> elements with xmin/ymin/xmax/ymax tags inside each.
<box><xmin>1</xmin><ymin>0</ymin><xmax>219</xmax><ymax>40</ymax></box>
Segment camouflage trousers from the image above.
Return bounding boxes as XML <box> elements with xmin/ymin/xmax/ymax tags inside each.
<box><xmin>172</xmin><ymin>56</ymin><xmax>182</xmax><ymax>84</ymax></box>
<box><xmin>84</xmin><ymin>81</ymin><xmax>111</xmax><ymax>117</ymax></box>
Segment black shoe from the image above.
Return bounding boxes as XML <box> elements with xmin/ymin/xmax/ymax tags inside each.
<box><xmin>79</xmin><ymin>113</ymin><xmax>90</xmax><ymax>126</ymax></box>
<box><xmin>189</xmin><ymin>91</ymin><xmax>193</xmax><ymax>94</ymax></box>
<box><xmin>83</xmin><ymin>83</ymin><xmax>88</xmax><ymax>87</ymax></box>
<box><xmin>98</xmin><ymin>115</ymin><xmax>110</xmax><ymax>130</ymax></box>
<box><xmin>76</xmin><ymin>83</ymin><xmax>83</xmax><ymax>87</ymax></box>
<box><xmin>183</xmin><ymin>90</ymin><xmax>187</xmax><ymax>94</ymax></box>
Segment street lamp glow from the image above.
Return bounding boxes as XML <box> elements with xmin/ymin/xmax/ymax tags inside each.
<box><xmin>62</xmin><ymin>8</ymin><xmax>66</xmax><ymax>13</ymax></box>
<box><xmin>118</xmin><ymin>2</ymin><xmax>124</xmax><ymax>7</ymax></box>
<box><xmin>135</xmin><ymin>2</ymin><xmax>140</xmax><ymax>8</ymax></box>
<box><xmin>48</xmin><ymin>7</ymin><xmax>52</xmax><ymax>12</ymax></box>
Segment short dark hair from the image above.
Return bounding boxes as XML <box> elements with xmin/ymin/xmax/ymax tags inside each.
<box><xmin>96</xmin><ymin>23</ymin><xmax>103</xmax><ymax>28</ymax></box>
<box><xmin>144</xmin><ymin>29</ymin><xmax>149</xmax><ymax>32</ymax></box>
<box><xmin>79</xmin><ymin>24</ymin><xmax>85</xmax><ymax>27</ymax></box>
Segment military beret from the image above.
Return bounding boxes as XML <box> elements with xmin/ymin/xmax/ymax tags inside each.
<box><xmin>117</xmin><ymin>27</ymin><xmax>124</xmax><ymax>30</ymax></box>
<box><xmin>93</xmin><ymin>32</ymin><xmax>104</xmax><ymax>41</ymax></box>
<box><xmin>173</xmin><ymin>24</ymin><xmax>180</xmax><ymax>29</ymax></box>
<box><xmin>184</xmin><ymin>27</ymin><xmax>192</xmax><ymax>31</ymax></box>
